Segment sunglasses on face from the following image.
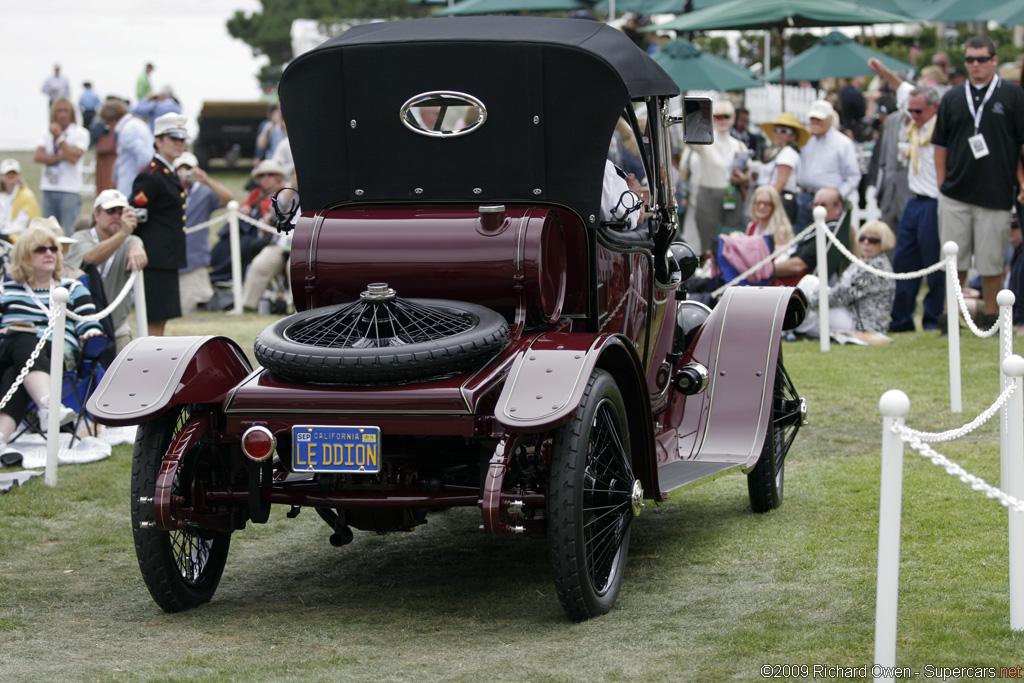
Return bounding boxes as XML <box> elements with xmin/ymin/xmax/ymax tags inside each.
<box><xmin>964</xmin><ymin>56</ymin><xmax>993</xmax><ymax>64</ymax></box>
<box><xmin>774</xmin><ymin>126</ymin><xmax>795</xmax><ymax>135</ymax></box>
<box><xmin>104</xmin><ymin>207</ymin><xmax>124</xmax><ymax>215</ymax></box>
<box><xmin>712</xmin><ymin>114</ymin><xmax>732</xmax><ymax>120</ymax></box>
<box><xmin>754</xmin><ymin>200</ymin><xmax>773</xmax><ymax>207</ymax></box>
<box><xmin>907</xmin><ymin>108</ymin><xmax>925</xmax><ymax>114</ymax></box>
<box><xmin>858</xmin><ymin>235</ymin><xmax>882</xmax><ymax>245</ymax></box>
<box><xmin>33</xmin><ymin>245</ymin><xmax>59</xmax><ymax>254</ymax></box>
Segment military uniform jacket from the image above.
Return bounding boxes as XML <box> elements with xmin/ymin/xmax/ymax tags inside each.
<box><xmin>130</xmin><ymin>156</ymin><xmax>187</xmax><ymax>270</ymax></box>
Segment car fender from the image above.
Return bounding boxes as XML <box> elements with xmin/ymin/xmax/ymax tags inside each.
<box><xmin>494</xmin><ymin>332</ymin><xmax>658</xmax><ymax>498</ymax></box>
<box><xmin>672</xmin><ymin>286</ymin><xmax>805</xmax><ymax>470</ymax></box>
<box><xmin>87</xmin><ymin>335</ymin><xmax>252</xmax><ymax>426</ymax></box>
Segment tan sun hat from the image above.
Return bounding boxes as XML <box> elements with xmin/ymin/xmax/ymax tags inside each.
<box><xmin>251</xmin><ymin>159</ymin><xmax>286</xmax><ymax>179</ymax></box>
<box><xmin>759</xmin><ymin>112</ymin><xmax>811</xmax><ymax>148</ymax></box>
<box><xmin>28</xmin><ymin>216</ymin><xmax>77</xmax><ymax>245</ymax></box>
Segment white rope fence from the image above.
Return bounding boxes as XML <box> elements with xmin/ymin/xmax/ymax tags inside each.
<box><xmin>709</xmin><ymin>205</ymin><xmax>1014</xmax><ymax>414</ymax></box>
<box><xmin>873</xmin><ymin>356</ymin><xmax>1024</xmax><ymax>681</ymax></box>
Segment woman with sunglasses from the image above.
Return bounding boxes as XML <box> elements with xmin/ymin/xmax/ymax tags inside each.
<box><xmin>0</xmin><ymin>223</ymin><xmax>103</xmax><ymax>461</ymax></box>
<box><xmin>757</xmin><ymin>113</ymin><xmax>809</xmax><ymax>224</ymax></box>
<box><xmin>796</xmin><ymin>220</ymin><xmax>897</xmax><ymax>336</ymax></box>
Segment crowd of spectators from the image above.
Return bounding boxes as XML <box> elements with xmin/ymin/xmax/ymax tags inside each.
<box><xmin>666</xmin><ymin>36</ymin><xmax>1024</xmax><ymax>339</ymax></box>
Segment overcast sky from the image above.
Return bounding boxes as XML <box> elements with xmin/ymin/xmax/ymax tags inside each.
<box><xmin>1</xmin><ymin>0</ymin><xmax>265</xmax><ymax>150</ymax></box>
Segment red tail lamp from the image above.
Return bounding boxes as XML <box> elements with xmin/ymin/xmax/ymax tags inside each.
<box><xmin>241</xmin><ymin>426</ymin><xmax>276</xmax><ymax>462</ymax></box>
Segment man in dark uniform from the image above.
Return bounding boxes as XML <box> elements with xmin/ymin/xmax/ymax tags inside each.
<box><xmin>130</xmin><ymin>112</ymin><xmax>188</xmax><ymax>336</ymax></box>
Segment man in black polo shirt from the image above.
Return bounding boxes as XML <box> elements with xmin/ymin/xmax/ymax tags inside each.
<box><xmin>933</xmin><ymin>36</ymin><xmax>1024</xmax><ymax>324</ymax></box>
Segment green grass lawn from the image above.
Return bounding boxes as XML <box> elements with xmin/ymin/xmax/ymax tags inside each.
<box><xmin>1</xmin><ymin>321</ymin><xmax>1022</xmax><ymax>681</ymax></box>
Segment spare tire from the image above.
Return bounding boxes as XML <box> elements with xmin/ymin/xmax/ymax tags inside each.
<box><xmin>254</xmin><ymin>285</ymin><xmax>508</xmax><ymax>385</ymax></box>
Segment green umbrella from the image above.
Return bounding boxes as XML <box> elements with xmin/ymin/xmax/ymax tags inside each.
<box><xmin>639</xmin><ymin>0</ymin><xmax>913</xmax><ymax>106</ymax></box>
<box><xmin>640</xmin><ymin>0</ymin><xmax>912</xmax><ymax>32</ymax></box>
<box><xmin>917</xmin><ymin>0</ymin><xmax>1012</xmax><ymax>22</ymax></box>
<box><xmin>433</xmin><ymin>0</ymin><xmax>594</xmax><ymax>15</ymax></box>
<box><xmin>985</xmin><ymin>0</ymin><xmax>1024</xmax><ymax>25</ymax></box>
<box><xmin>762</xmin><ymin>31</ymin><xmax>913</xmax><ymax>83</ymax></box>
<box><xmin>652</xmin><ymin>38</ymin><xmax>762</xmax><ymax>91</ymax></box>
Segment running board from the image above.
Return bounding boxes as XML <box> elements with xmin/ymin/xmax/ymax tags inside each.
<box><xmin>657</xmin><ymin>460</ymin><xmax>743</xmax><ymax>497</ymax></box>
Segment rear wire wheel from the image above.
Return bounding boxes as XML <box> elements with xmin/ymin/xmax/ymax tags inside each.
<box><xmin>131</xmin><ymin>405</ymin><xmax>231</xmax><ymax>612</ymax></box>
<box><xmin>548</xmin><ymin>369</ymin><xmax>637</xmax><ymax>621</ymax></box>
<box><xmin>748</xmin><ymin>352</ymin><xmax>803</xmax><ymax>512</ymax></box>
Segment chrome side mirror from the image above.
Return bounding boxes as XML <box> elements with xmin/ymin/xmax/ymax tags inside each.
<box><xmin>668</xmin><ymin>97</ymin><xmax>713</xmax><ymax>145</ymax></box>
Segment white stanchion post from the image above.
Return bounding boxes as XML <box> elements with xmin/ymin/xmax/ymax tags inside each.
<box><xmin>44</xmin><ymin>287</ymin><xmax>69</xmax><ymax>487</ymax></box>
<box><xmin>133</xmin><ymin>267</ymin><xmax>147</xmax><ymax>338</ymax></box>
<box><xmin>1002</xmin><ymin>356</ymin><xmax>1024</xmax><ymax>631</ymax></box>
<box><xmin>874</xmin><ymin>389</ymin><xmax>910</xmax><ymax>681</ymax></box>
<box><xmin>944</xmin><ymin>242</ymin><xmax>962</xmax><ymax>413</ymax></box>
<box><xmin>1000</xmin><ymin>290</ymin><xmax>1015</xmax><ymax>490</ymax></box>
<box><xmin>813</xmin><ymin>205</ymin><xmax>830</xmax><ymax>352</ymax></box>
<box><xmin>227</xmin><ymin>201</ymin><xmax>243</xmax><ymax>315</ymax></box>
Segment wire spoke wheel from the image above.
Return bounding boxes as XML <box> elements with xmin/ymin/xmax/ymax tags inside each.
<box><xmin>131</xmin><ymin>405</ymin><xmax>231</xmax><ymax>612</ymax></box>
<box><xmin>748</xmin><ymin>351</ymin><xmax>803</xmax><ymax>513</ymax></box>
<box><xmin>548</xmin><ymin>369</ymin><xmax>636</xmax><ymax>621</ymax></box>
<box><xmin>255</xmin><ymin>285</ymin><xmax>508</xmax><ymax>385</ymax></box>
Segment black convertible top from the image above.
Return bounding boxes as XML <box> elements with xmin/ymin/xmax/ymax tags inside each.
<box><xmin>280</xmin><ymin>16</ymin><xmax>679</xmax><ymax>216</ymax></box>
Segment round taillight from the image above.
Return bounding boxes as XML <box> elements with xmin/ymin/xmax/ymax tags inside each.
<box><xmin>241</xmin><ymin>426</ymin><xmax>276</xmax><ymax>462</ymax></box>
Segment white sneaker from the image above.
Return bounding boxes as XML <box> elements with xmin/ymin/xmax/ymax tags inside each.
<box><xmin>38</xmin><ymin>398</ymin><xmax>77</xmax><ymax>428</ymax></box>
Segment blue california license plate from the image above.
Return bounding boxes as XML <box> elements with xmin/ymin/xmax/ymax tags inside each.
<box><xmin>291</xmin><ymin>425</ymin><xmax>381</xmax><ymax>473</ymax></box>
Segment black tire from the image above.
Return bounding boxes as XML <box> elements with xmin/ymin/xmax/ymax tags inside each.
<box><xmin>131</xmin><ymin>405</ymin><xmax>231</xmax><ymax>612</ymax></box>
<box><xmin>548</xmin><ymin>369</ymin><xmax>637</xmax><ymax>621</ymax></box>
<box><xmin>254</xmin><ymin>298</ymin><xmax>508</xmax><ymax>385</ymax></box>
<box><xmin>748</xmin><ymin>352</ymin><xmax>803</xmax><ymax>513</ymax></box>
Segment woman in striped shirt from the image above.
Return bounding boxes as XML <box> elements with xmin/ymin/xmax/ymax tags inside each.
<box><xmin>0</xmin><ymin>223</ymin><xmax>103</xmax><ymax>459</ymax></box>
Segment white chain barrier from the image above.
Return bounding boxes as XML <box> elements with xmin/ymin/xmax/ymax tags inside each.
<box><xmin>874</xmin><ymin>358</ymin><xmax>1024</xmax><ymax>679</ymax></box>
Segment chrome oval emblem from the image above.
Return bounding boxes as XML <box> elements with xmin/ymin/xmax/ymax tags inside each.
<box><xmin>400</xmin><ymin>91</ymin><xmax>486</xmax><ymax>138</ymax></box>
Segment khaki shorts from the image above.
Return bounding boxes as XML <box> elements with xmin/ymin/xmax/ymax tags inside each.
<box><xmin>938</xmin><ymin>193</ymin><xmax>1011</xmax><ymax>275</ymax></box>
<box><xmin>178</xmin><ymin>267</ymin><xmax>214</xmax><ymax>313</ymax></box>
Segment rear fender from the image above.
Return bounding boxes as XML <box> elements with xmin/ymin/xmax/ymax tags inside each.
<box><xmin>495</xmin><ymin>332</ymin><xmax>658</xmax><ymax>501</ymax></box>
<box><xmin>87</xmin><ymin>335</ymin><xmax>252</xmax><ymax>426</ymax></box>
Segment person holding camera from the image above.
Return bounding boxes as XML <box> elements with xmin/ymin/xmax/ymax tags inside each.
<box><xmin>129</xmin><ymin>112</ymin><xmax>188</xmax><ymax>336</ymax></box>
<box><xmin>67</xmin><ymin>189</ymin><xmax>147</xmax><ymax>353</ymax></box>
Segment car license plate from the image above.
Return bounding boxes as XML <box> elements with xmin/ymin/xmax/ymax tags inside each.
<box><xmin>291</xmin><ymin>425</ymin><xmax>380</xmax><ymax>473</ymax></box>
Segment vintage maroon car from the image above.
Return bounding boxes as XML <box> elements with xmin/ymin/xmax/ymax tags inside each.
<box><xmin>89</xmin><ymin>16</ymin><xmax>807</xmax><ymax>621</ymax></box>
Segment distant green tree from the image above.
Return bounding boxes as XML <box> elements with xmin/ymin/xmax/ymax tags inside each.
<box><xmin>227</xmin><ymin>0</ymin><xmax>430</xmax><ymax>84</ymax></box>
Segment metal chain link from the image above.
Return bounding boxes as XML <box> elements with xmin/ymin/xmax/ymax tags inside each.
<box><xmin>894</xmin><ymin>420</ymin><xmax>1024</xmax><ymax>514</ymax></box>
<box><xmin>599</xmin><ymin>284</ymin><xmax>640</xmax><ymax>332</ymax></box>
<box><xmin>900</xmin><ymin>380</ymin><xmax>1017</xmax><ymax>442</ymax></box>
<box><xmin>0</xmin><ymin>312</ymin><xmax>59</xmax><ymax>414</ymax></box>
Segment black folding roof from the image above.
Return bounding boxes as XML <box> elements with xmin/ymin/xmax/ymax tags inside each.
<box><xmin>280</xmin><ymin>16</ymin><xmax>679</xmax><ymax>215</ymax></box>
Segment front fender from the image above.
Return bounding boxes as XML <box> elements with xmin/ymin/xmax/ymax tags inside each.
<box><xmin>87</xmin><ymin>335</ymin><xmax>252</xmax><ymax>426</ymax></box>
<box><xmin>674</xmin><ymin>286</ymin><xmax>804</xmax><ymax>469</ymax></box>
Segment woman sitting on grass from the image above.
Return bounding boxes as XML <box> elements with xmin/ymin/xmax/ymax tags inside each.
<box><xmin>0</xmin><ymin>222</ymin><xmax>103</xmax><ymax>463</ymax></box>
<box><xmin>796</xmin><ymin>220</ymin><xmax>897</xmax><ymax>337</ymax></box>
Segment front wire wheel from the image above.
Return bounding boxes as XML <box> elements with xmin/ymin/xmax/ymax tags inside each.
<box><xmin>131</xmin><ymin>405</ymin><xmax>231</xmax><ymax>612</ymax></box>
<box><xmin>748</xmin><ymin>352</ymin><xmax>803</xmax><ymax>512</ymax></box>
<box><xmin>548</xmin><ymin>369</ymin><xmax>637</xmax><ymax>621</ymax></box>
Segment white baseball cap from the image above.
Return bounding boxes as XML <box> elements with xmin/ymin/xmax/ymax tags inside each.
<box><xmin>174</xmin><ymin>152</ymin><xmax>198</xmax><ymax>170</ymax></box>
<box><xmin>0</xmin><ymin>158</ymin><xmax>21</xmax><ymax>175</ymax></box>
<box><xmin>93</xmin><ymin>189</ymin><xmax>130</xmax><ymax>211</ymax></box>
<box><xmin>807</xmin><ymin>100</ymin><xmax>835</xmax><ymax>121</ymax></box>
